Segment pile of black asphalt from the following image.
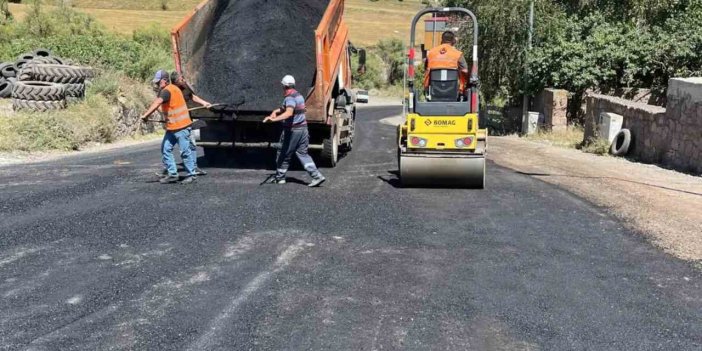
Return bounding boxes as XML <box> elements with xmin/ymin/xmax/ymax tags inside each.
<box><xmin>195</xmin><ymin>0</ymin><xmax>330</xmax><ymax>112</ymax></box>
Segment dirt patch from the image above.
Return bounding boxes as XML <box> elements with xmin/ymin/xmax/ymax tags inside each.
<box><xmin>489</xmin><ymin>136</ymin><xmax>702</xmax><ymax>263</ymax></box>
<box><xmin>195</xmin><ymin>0</ymin><xmax>329</xmax><ymax>111</ymax></box>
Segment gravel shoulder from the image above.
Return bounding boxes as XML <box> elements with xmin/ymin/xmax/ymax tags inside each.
<box><xmin>490</xmin><ymin>135</ymin><xmax>702</xmax><ymax>263</ymax></box>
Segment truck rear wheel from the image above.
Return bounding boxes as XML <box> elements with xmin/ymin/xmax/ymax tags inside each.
<box><xmin>321</xmin><ymin>132</ymin><xmax>339</xmax><ymax>167</ymax></box>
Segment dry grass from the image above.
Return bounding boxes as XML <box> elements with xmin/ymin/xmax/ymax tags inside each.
<box><xmin>8</xmin><ymin>3</ymin><xmax>187</xmax><ymax>34</ymax></box>
<box><xmin>9</xmin><ymin>0</ymin><xmax>423</xmax><ymax>46</ymax></box>
<box><xmin>581</xmin><ymin>137</ymin><xmax>612</xmax><ymax>155</ymax></box>
<box><xmin>525</xmin><ymin>127</ymin><xmax>614</xmax><ymax>156</ymax></box>
<box><xmin>0</xmin><ymin>95</ymin><xmax>114</xmax><ymax>151</ymax></box>
<box><xmin>525</xmin><ymin>127</ymin><xmax>585</xmax><ymax>149</ymax></box>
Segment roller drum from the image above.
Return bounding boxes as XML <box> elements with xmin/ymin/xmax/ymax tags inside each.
<box><xmin>400</xmin><ymin>153</ymin><xmax>485</xmax><ymax>188</ymax></box>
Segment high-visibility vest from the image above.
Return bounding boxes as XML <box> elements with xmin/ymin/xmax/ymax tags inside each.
<box><xmin>424</xmin><ymin>43</ymin><xmax>466</xmax><ymax>90</ymax></box>
<box><xmin>161</xmin><ymin>84</ymin><xmax>192</xmax><ymax>131</ymax></box>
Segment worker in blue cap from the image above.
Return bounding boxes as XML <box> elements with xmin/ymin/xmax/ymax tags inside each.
<box><xmin>141</xmin><ymin>70</ymin><xmax>197</xmax><ymax>184</ymax></box>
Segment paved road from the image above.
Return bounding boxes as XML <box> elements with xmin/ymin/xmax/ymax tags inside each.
<box><xmin>1</xmin><ymin>105</ymin><xmax>700</xmax><ymax>350</ymax></box>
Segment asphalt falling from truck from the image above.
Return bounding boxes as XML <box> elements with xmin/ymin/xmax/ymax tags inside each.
<box><xmin>195</xmin><ymin>0</ymin><xmax>330</xmax><ymax>113</ymax></box>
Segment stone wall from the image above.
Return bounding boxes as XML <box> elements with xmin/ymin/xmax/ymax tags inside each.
<box><xmin>534</xmin><ymin>89</ymin><xmax>568</xmax><ymax>130</ymax></box>
<box><xmin>664</xmin><ymin>78</ymin><xmax>702</xmax><ymax>173</ymax></box>
<box><xmin>583</xmin><ymin>78</ymin><xmax>702</xmax><ymax>174</ymax></box>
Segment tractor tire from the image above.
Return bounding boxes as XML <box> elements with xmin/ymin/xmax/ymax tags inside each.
<box><xmin>1</xmin><ymin>64</ymin><xmax>17</xmax><ymax>78</ymax></box>
<box><xmin>63</xmin><ymin>83</ymin><xmax>85</xmax><ymax>98</ymax></box>
<box><xmin>30</xmin><ymin>64</ymin><xmax>89</xmax><ymax>84</ymax></box>
<box><xmin>17</xmin><ymin>54</ymin><xmax>34</xmax><ymax>63</ymax></box>
<box><xmin>17</xmin><ymin>68</ymin><xmax>33</xmax><ymax>81</ymax></box>
<box><xmin>17</xmin><ymin>59</ymin><xmax>51</xmax><ymax>81</ymax></box>
<box><xmin>33</xmin><ymin>49</ymin><xmax>52</xmax><ymax>57</ymax></box>
<box><xmin>14</xmin><ymin>59</ymin><xmax>29</xmax><ymax>70</ymax></box>
<box><xmin>80</xmin><ymin>67</ymin><xmax>96</xmax><ymax>79</ymax></box>
<box><xmin>12</xmin><ymin>98</ymin><xmax>67</xmax><ymax>112</ymax></box>
<box><xmin>29</xmin><ymin>57</ymin><xmax>55</xmax><ymax>65</ymax></box>
<box><xmin>610</xmin><ymin>129</ymin><xmax>632</xmax><ymax>156</ymax></box>
<box><xmin>0</xmin><ymin>81</ymin><xmax>11</xmax><ymax>98</ymax></box>
<box><xmin>11</xmin><ymin>81</ymin><xmax>66</xmax><ymax>101</ymax></box>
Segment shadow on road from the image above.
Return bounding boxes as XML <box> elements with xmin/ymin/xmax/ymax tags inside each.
<box><xmin>377</xmin><ymin>171</ymin><xmax>402</xmax><ymax>188</ymax></box>
<box><xmin>377</xmin><ymin>171</ymin><xmax>485</xmax><ymax>190</ymax></box>
<box><xmin>199</xmin><ymin>149</ymin><xmax>276</xmax><ymax>170</ymax></box>
<box><xmin>199</xmin><ymin>148</ymin><xmax>349</xmax><ymax>171</ymax></box>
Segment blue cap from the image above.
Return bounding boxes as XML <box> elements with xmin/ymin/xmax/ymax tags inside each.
<box><xmin>152</xmin><ymin>69</ymin><xmax>168</xmax><ymax>83</ymax></box>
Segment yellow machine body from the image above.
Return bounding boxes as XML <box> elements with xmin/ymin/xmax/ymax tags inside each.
<box><xmin>398</xmin><ymin>112</ymin><xmax>487</xmax><ymax>188</ymax></box>
<box><xmin>406</xmin><ymin>113</ymin><xmax>478</xmax><ymax>149</ymax></box>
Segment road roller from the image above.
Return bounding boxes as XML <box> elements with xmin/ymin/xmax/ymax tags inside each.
<box><xmin>397</xmin><ymin>7</ymin><xmax>486</xmax><ymax>188</ymax></box>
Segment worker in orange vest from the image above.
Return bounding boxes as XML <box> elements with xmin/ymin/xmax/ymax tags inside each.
<box><xmin>423</xmin><ymin>31</ymin><xmax>469</xmax><ymax>96</ymax></box>
<box><xmin>171</xmin><ymin>71</ymin><xmax>211</xmax><ymax>177</ymax></box>
<box><xmin>141</xmin><ymin>70</ymin><xmax>198</xmax><ymax>184</ymax></box>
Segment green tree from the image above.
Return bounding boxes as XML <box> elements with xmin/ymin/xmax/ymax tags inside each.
<box><xmin>376</xmin><ymin>38</ymin><xmax>406</xmax><ymax>85</ymax></box>
<box><xmin>442</xmin><ymin>0</ymin><xmax>702</xmax><ymax>121</ymax></box>
<box><xmin>0</xmin><ymin>0</ymin><xmax>11</xmax><ymax>24</ymax></box>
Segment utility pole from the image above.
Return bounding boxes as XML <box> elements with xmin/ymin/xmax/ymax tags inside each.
<box><xmin>522</xmin><ymin>0</ymin><xmax>534</xmax><ymax>133</ymax></box>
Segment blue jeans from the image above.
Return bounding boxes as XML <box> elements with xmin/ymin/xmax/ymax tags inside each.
<box><xmin>188</xmin><ymin>127</ymin><xmax>199</xmax><ymax>169</ymax></box>
<box><xmin>162</xmin><ymin>128</ymin><xmax>196</xmax><ymax>176</ymax></box>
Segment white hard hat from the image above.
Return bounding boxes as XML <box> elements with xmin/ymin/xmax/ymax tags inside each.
<box><xmin>281</xmin><ymin>75</ymin><xmax>296</xmax><ymax>87</ymax></box>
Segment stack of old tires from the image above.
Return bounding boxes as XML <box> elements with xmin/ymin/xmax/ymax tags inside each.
<box><xmin>0</xmin><ymin>49</ymin><xmax>94</xmax><ymax>112</ymax></box>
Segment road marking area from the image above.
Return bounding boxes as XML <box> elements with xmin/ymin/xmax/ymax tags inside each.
<box><xmin>187</xmin><ymin>240</ymin><xmax>308</xmax><ymax>351</ymax></box>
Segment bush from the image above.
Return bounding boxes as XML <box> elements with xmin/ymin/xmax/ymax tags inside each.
<box><xmin>86</xmin><ymin>71</ymin><xmax>120</xmax><ymax>100</ymax></box>
<box><xmin>352</xmin><ymin>39</ymin><xmax>407</xmax><ymax>92</ymax></box>
<box><xmin>0</xmin><ymin>2</ymin><xmax>172</xmax><ymax>80</ymax></box>
<box><xmin>581</xmin><ymin>137</ymin><xmax>611</xmax><ymax>156</ymax></box>
<box><xmin>376</xmin><ymin>38</ymin><xmax>405</xmax><ymax>85</ymax></box>
<box><xmin>132</xmin><ymin>23</ymin><xmax>171</xmax><ymax>50</ymax></box>
<box><xmin>444</xmin><ymin>0</ymin><xmax>702</xmax><ymax>114</ymax></box>
<box><xmin>0</xmin><ymin>72</ymin><xmax>153</xmax><ymax>152</ymax></box>
<box><xmin>0</xmin><ymin>95</ymin><xmax>113</xmax><ymax>151</ymax></box>
<box><xmin>352</xmin><ymin>49</ymin><xmax>386</xmax><ymax>90</ymax></box>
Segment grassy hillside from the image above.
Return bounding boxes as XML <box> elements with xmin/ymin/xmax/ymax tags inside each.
<box><xmin>8</xmin><ymin>0</ymin><xmax>423</xmax><ymax>46</ymax></box>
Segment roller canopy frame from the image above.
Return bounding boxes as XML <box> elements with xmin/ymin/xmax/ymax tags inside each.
<box><xmin>407</xmin><ymin>7</ymin><xmax>479</xmax><ymax>112</ymax></box>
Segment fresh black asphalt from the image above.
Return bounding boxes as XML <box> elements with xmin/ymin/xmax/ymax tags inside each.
<box><xmin>0</xmin><ymin>105</ymin><xmax>700</xmax><ymax>350</ymax></box>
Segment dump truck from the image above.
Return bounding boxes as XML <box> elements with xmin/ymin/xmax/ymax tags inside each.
<box><xmin>397</xmin><ymin>7</ymin><xmax>487</xmax><ymax>188</ymax></box>
<box><xmin>171</xmin><ymin>0</ymin><xmax>363</xmax><ymax>166</ymax></box>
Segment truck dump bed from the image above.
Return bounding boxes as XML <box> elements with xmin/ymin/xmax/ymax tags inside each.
<box><xmin>172</xmin><ymin>0</ymin><xmax>355</xmax><ymax>166</ymax></box>
<box><xmin>171</xmin><ymin>0</ymin><xmax>331</xmax><ymax>113</ymax></box>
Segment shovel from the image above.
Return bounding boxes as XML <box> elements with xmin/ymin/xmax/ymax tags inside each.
<box><xmin>144</xmin><ymin>118</ymin><xmax>208</xmax><ymax>130</ymax></box>
<box><xmin>259</xmin><ymin>174</ymin><xmax>277</xmax><ymax>186</ymax></box>
<box><xmin>188</xmin><ymin>103</ymin><xmax>225</xmax><ymax>112</ymax></box>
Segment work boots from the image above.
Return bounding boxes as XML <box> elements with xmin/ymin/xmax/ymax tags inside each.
<box><xmin>308</xmin><ymin>175</ymin><xmax>326</xmax><ymax>187</ymax></box>
<box><xmin>159</xmin><ymin>174</ymin><xmax>179</xmax><ymax>184</ymax></box>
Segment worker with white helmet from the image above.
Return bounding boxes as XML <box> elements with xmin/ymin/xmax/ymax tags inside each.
<box><xmin>263</xmin><ymin>75</ymin><xmax>326</xmax><ymax>187</ymax></box>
